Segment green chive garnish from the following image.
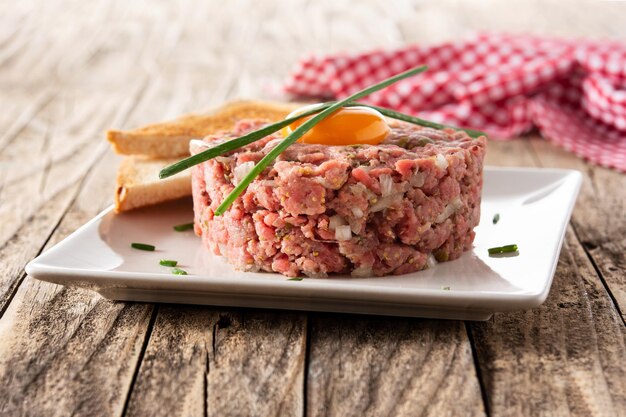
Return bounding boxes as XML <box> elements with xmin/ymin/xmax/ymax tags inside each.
<box><xmin>131</xmin><ymin>243</ymin><xmax>155</xmax><ymax>251</ymax></box>
<box><xmin>488</xmin><ymin>244</ymin><xmax>518</xmax><ymax>255</ymax></box>
<box><xmin>171</xmin><ymin>267</ymin><xmax>188</xmax><ymax>275</ymax></box>
<box><xmin>159</xmin><ymin>259</ymin><xmax>178</xmax><ymax>267</ymax></box>
<box><xmin>173</xmin><ymin>222</ymin><xmax>194</xmax><ymax>232</ymax></box>
<box><xmin>214</xmin><ymin>65</ymin><xmax>428</xmax><ymax>215</ymax></box>
<box><xmin>354</xmin><ymin>104</ymin><xmax>485</xmax><ymax>138</ymax></box>
<box><xmin>159</xmin><ymin>102</ymin><xmax>331</xmax><ymax>179</ymax></box>
<box><xmin>158</xmin><ymin>65</ymin><xmax>488</xmax><ymax>214</ymax></box>
<box><xmin>288</xmin><ymin>277</ymin><xmax>303</xmax><ymax>281</ymax></box>
<box><xmin>158</xmin><ymin>99</ymin><xmax>485</xmax><ymax>181</ymax></box>
<box><xmin>442</xmin><ymin>286</ymin><xmax>451</xmax><ymax>290</ymax></box>
<box><xmin>493</xmin><ymin>213</ymin><xmax>500</xmax><ymax>224</ymax></box>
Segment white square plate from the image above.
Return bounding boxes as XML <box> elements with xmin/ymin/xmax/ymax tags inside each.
<box><xmin>26</xmin><ymin>167</ymin><xmax>581</xmax><ymax>320</ymax></box>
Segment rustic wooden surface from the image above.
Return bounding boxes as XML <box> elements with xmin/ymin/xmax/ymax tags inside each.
<box><xmin>0</xmin><ymin>1</ymin><xmax>625</xmax><ymax>416</ymax></box>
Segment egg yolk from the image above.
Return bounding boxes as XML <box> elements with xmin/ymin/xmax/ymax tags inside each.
<box><xmin>282</xmin><ymin>105</ymin><xmax>390</xmax><ymax>145</ymax></box>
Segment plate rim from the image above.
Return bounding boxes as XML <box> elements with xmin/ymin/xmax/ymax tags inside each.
<box><xmin>25</xmin><ymin>166</ymin><xmax>583</xmax><ymax>313</ymax></box>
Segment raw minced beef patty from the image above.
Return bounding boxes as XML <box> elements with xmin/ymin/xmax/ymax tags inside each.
<box><xmin>190</xmin><ymin>119</ymin><xmax>486</xmax><ymax>277</ymax></box>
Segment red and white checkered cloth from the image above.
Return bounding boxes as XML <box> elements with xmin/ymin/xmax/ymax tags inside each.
<box><xmin>284</xmin><ymin>33</ymin><xmax>626</xmax><ymax>172</ymax></box>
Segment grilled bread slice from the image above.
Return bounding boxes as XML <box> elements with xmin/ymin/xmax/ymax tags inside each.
<box><xmin>115</xmin><ymin>156</ymin><xmax>191</xmax><ymax>213</ymax></box>
<box><xmin>107</xmin><ymin>99</ymin><xmax>299</xmax><ymax>158</ymax></box>
<box><xmin>112</xmin><ymin>99</ymin><xmax>301</xmax><ymax>212</ymax></box>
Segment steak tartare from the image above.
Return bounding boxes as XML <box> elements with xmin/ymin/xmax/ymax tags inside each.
<box><xmin>191</xmin><ymin>119</ymin><xmax>486</xmax><ymax>277</ymax></box>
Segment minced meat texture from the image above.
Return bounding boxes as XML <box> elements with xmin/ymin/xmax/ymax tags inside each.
<box><xmin>190</xmin><ymin>119</ymin><xmax>486</xmax><ymax>278</ymax></box>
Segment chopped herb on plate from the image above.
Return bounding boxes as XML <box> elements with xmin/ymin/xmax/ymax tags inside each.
<box><xmin>493</xmin><ymin>213</ymin><xmax>500</xmax><ymax>224</ymax></box>
<box><xmin>287</xmin><ymin>277</ymin><xmax>303</xmax><ymax>281</ymax></box>
<box><xmin>131</xmin><ymin>242</ymin><xmax>155</xmax><ymax>251</ymax></box>
<box><xmin>159</xmin><ymin>259</ymin><xmax>178</xmax><ymax>267</ymax></box>
<box><xmin>171</xmin><ymin>267</ymin><xmax>188</xmax><ymax>275</ymax></box>
<box><xmin>488</xmin><ymin>244</ymin><xmax>518</xmax><ymax>255</ymax></box>
<box><xmin>173</xmin><ymin>222</ymin><xmax>194</xmax><ymax>232</ymax></box>
<box><xmin>442</xmin><ymin>286</ymin><xmax>451</xmax><ymax>290</ymax></box>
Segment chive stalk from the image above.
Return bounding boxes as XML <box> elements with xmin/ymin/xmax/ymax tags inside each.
<box><xmin>159</xmin><ymin>259</ymin><xmax>178</xmax><ymax>267</ymax></box>
<box><xmin>173</xmin><ymin>222</ymin><xmax>194</xmax><ymax>232</ymax></box>
<box><xmin>131</xmin><ymin>243</ymin><xmax>155</xmax><ymax>251</ymax></box>
<box><xmin>158</xmin><ymin>65</ymin><xmax>488</xmax><ymax>215</ymax></box>
<box><xmin>171</xmin><ymin>267</ymin><xmax>188</xmax><ymax>275</ymax></box>
<box><xmin>158</xmin><ymin>82</ymin><xmax>486</xmax><ymax>180</ymax></box>
<box><xmin>159</xmin><ymin>102</ymin><xmax>332</xmax><ymax>179</ymax></box>
<box><xmin>214</xmin><ymin>65</ymin><xmax>428</xmax><ymax>215</ymax></box>
<box><xmin>488</xmin><ymin>244</ymin><xmax>518</xmax><ymax>255</ymax></box>
<box><xmin>355</xmin><ymin>104</ymin><xmax>485</xmax><ymax>138</ymax></box>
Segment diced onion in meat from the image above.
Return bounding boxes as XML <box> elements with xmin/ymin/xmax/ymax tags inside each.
<box><xmin>244</xmin><ymin>263</ymin><xmax>261</xmax><ymax>272</ymax></box>
<box><xmin>350</xmin><ymin>222</ymin><xmax>362</xmax><ymax>235</ymax></box>
<box><xmin>435</xmin><ymin>197</ymin><xmax>463</xmax><ymax>223</ymax></box>
<box><xmin>427</xmin><ymin>254</ymin><xmax>437</xmax><ymax>269</ymax></box>
<box><xmin>304</xmin><ymin>270</ymin><xmax>328</xmax><ymax>278</ymax></box>
<box><xmin>410</xmin><ymin>171</ymin><xmax>425</xmax><ymax>187</ymax></box>
<box><xmin>351</xmin><ymin>207</ymin><xmax>364</xmax><ymax>219</ymax></box>
<box><xmin>435</xmin><ymin>154</ymin><xmax>449</xmax><ymax>170</ymax></box>
<box><xmin>335</xmin><ymin>225</ymin><xmax>352</xmax><ymax>241</ymax></box>
<box><xmin>189</xmin><ymin>139</ymin><xmax>210</xmax><ymax>153</ymax></box>
<box><xmin>233</xmin><ymin>161</ymin><xmax>255</xmax><ymax>185</ymax></box>
<box><xmin>329</xmin><ymin>214</ymin><xmax>348</xmax><ymax>230</ymax></box>
<box><xmin>370</xmin><ymin>195</ymin><xmax>397</xmax><ymax>212</ymax></box>
<box><xmin>351</xmin><ymin>264</ymin><xmax>373</xmax><ymax>277</ymax></box>
<box><xmin>379</xmin><ymin>174</ymin><xmax>394</xmax><ymax>197</ymax></box>
<box><xmin>350</xmin><ymin>183</ymin><xmax>376</xmax><ymax>201</ymax></box>
<box><xmin>215</xmin><ymin>156</ymin><xmax>231</xmax><ymax>164</ymax></box>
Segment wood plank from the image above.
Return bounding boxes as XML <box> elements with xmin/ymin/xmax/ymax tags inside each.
<box><xmin>0</xmin><ymin>7</ymin><xmax>167</xmax><ymax>413</ymax></box>
<box><xmin>484</xmin><ymin>138</ymin><xmax>538</xmax><ymax>167</ymax></box>
<box><xmin>0</xmin><ymin>42</ymin><xmax>190</xmax><ymax>415</ymax></box>
<box><xmin>0</xmin><ymin>280</ymin><xmax>153</xmax><ymax>417</ymax></box>
<box><xmin>0</xmin><ymin>43</ymin><xmax>238</xmax><ymax>412</ymax></box>
<box><xmin>470</xmin><ymin>137</ymin><xmax>626</xmax><ymax>416</ymax></box>
<box><xmin>528</xmin><ymin>138</ymin><xmax>626</xmax><ymax>321</ymax></box>
<box><xmin>125</xmin><ymin>308</ymin><xmax>307</xmax><ymax>417</ymax></box>
<box><xmin>0</xmin><ymin>88</ymin><xmax>55</xmax><ymax>152</ymax></box>
<box><xmin>307</xmin><ymin>315</ymin><xmax>486</xmax><ymax>417</ymax></box>
<box><xmin>470</xmin><ymin>228</ymin><xmax>626</xmax><ymax>416</ymax></box>
<box><xmin>0</xmin><ymin>147</ymin><xmax>155</xmax><ymax>417</ymax></box>
<box><xmin>0</xmin><ymin>87</ymin><xmax>144</xmax><ymax>315</ymax></box>
<box><xmin>0</xmin><ymin>58</ymin><xmax>239</xmax><ymax>413</ymax></box>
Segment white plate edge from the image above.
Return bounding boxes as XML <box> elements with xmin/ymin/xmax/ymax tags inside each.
<box><xmin>25</xmin><ymin>166</ymin><xmax>583</xmax><ymax>312</ymax></box>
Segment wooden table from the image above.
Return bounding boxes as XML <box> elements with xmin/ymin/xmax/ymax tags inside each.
<box><xmin>1</xmin><ymin>1</ymin><xmax>625</xmax><ymax>416</ymax></box>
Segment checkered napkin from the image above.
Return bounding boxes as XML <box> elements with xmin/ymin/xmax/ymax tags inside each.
<box><xmin>284</xmin><ymin>33</ymin><xmax>626</xmax><ymax>172</ymax></box>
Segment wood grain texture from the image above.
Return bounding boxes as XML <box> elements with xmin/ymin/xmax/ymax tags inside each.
<box><xmin>528</xmin><ymin>138</ymin><xmax>626</xmax><ymax>322</ymax></box>
<box><xmin>0</xmin><ymin>63</ymin><xmax>220</xmax><ymax>416</ymax></box>
<box><xmin>0</xmin><ymin>1</ymin><xmax>625</xmax><ymax>417</ymax></box>
<box><xmin>0</xmin><ymin>88</ymin><xmax>143</xmax><ymax>314</ymax></box>
<box><xmin>469</xmin><ymin>139</ymin><xmax>626</xmax><ymax>417</ymax></box>
<box><xmin>0</xmin><ymin>32</ymin><xmax>179</xmax><ymax>416</ymax></box>
<box><xmin>125</xmin><ymin>308</ymin><xmax>306</xmax><ymax>417</ymax></box>
<box><xmin>0</xmin><ymin>148</ymin><xmax>154</xmax><ymax>417</ymax></box>
<box><xmin>0</xmin><ymin>281</ymin><xmax>153</xmax><ymax>417</ymax></box>
<box><xmin>470</xmin><ymin>228</ymin><xmax>626</xmax><ymax>417</ymax></box>
<box><xmin>307</xmin><ymin>315</ymin><xmax>486</xmax><ymax>417</ymax></box>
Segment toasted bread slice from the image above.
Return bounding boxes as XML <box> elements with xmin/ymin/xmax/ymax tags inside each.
<box><xmin>107</xmin><ymin>100</ymin><xmax>300</xmax><ymax>158</ymax></box>
<box><xmin>115</xmin><ymin>156</ymin><xmax>192</xmax><ymax>213</ymax></box>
